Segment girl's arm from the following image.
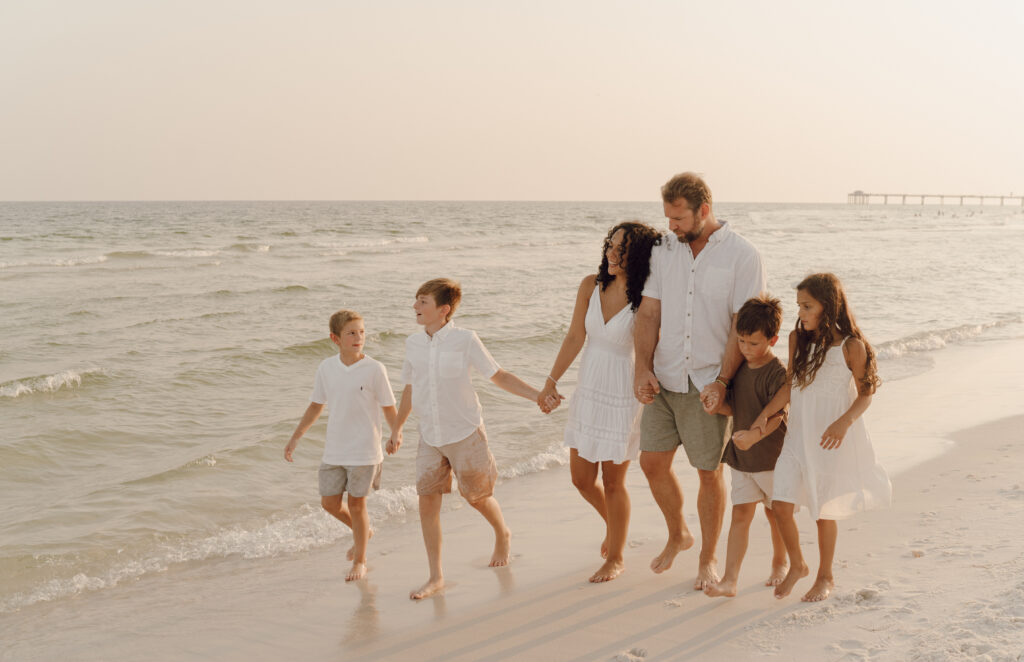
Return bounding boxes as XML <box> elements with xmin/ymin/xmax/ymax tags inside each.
<box><xmin>387</xmin><ymin>385</ymin><xmax>412</xmax><ymax>453</ymax></box>
<box><xmin>751</xmin><ymin>330</ymin><xmax>796</xmax><ymax>433</ymax></box>
<box><xmin>538</xmin><ymin>275</ymin><xmax>595</xmax><ymax>411</ymax></box>
<box><xmin>284</xmin><ymin>402</ymin><xmax>325</xmax><ymax>461</ymax></box>
<box><xmin>821</xmin><ymin>338</ymin><xmax>873</xmax><ymax>449</ymax></box>
<box><xmin>733</xmin><ymin>407</ymin><xmax>787</xmax><ymax>450</ymax></box>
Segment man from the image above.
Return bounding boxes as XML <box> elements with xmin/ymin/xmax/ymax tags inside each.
<box><xmin>634</xmin><ymin>172</ymin><xmax>767</xmax><ymax>590</ymax></box>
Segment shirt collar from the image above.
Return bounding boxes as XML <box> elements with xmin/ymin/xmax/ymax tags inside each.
<box><xmin>429</xmin><ymin>320</ymin><xmax>456</xmax><ymax>342</ymax></box>
<box><xmin>707</xmin><ymin>220</ymin><xmax>731</xmax><ymax>245</ymax></box>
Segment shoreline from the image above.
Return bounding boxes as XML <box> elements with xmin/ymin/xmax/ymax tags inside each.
<box><xmin>4</xmin><ymin>338</ymin><xmax>1023</xmax><ymax>661</ymax></box>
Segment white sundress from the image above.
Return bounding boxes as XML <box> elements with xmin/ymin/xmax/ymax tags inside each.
<box><xmin>772</xmin><ymin>338</ymin><xmax>892</xmax><ymax>520</ymax></box>
<box><xmin>564</xmin><ymin>285</ymin><xmax>643</xmax><ymax>464</ymax></box>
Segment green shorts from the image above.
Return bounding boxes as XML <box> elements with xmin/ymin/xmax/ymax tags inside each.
<box><xmin>639</xmin><ymin>378</ymin><xmax>731</xmax><ymax>471</ymax></box>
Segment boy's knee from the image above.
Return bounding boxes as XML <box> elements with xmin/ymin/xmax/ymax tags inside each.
<box><xmin>771</xmin><ymin>500</ymin><xmax>794</xmax><ymax>517</ymax></box>
<box><xmin>731</xmin><ymin>504</ymin><xmax>757</xmax><ymax>524</ymax></box>
<box><xmin>347</xmin><ymin>496</ymin><xmax>367</xmax><ymax>512</ymax></box>
<box><xmin>321</xmin><ymin>495</ymin><xmax>343</xmax><ymax>512</ymax></box>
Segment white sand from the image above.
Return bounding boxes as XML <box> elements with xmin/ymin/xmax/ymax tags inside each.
<box><xmin>5</xmin><ymin>339</ymin><xmax>1024</xmax><ymax>661</ymax></box>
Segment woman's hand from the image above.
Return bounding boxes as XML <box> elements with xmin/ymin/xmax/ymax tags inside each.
<box><xmin>538</xmin><ymin>381</ymin><xmax>564</xmax><ymax>414</ymax></box>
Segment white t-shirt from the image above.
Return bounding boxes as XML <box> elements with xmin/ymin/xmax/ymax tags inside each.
<box><xmin>641</xmin><ymin>222</ymin><xmax>767</xmax><ymax>393</ymax></box>
<box><xmin>310</xmin><ymin>355</ymin><xmax>396</xmax><ymax>465</ymax></box>
<box><xmin>401</xmin><ymin>322</ymin><xmax>501</xmax><ymax>447</ymax></box>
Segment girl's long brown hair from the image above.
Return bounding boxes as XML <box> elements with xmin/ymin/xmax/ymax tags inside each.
<box><xmin>791</xmin><ymin>273</ymin><xmax>881</xmax><ymax>394</ymax></box>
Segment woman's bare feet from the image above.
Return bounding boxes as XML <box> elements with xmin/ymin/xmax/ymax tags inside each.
<box><xmin>489</xmin><ymin>529</ymin><xmax>512</xmax><ymax>567</ymax></box>
<box><xmin>773</xmin><ymin>562</ymin><xmax>809</xmax><ymax>599</ymax></box>
<box><xmin>589</xmin><ymin>559</ymin><xmax>624</xmax><ymax>583</ymax></box>
<box><xmin>703</xmin><ymin>577</ymin><xmax>737</xmax><ymax>597</ymax></box>
<box><xmin>649</xmin><ymin>529</ymin><xmax>695</xmax><ymax>573</ymax></box>
<box><xmin>347</xmin><ymin>528</ymin><xmax>375</xmax><ymax>561</ymax></box>
<box><xmin>345</xmin><ymin>561</ymin><xmax>367</xmax><ymax>582</ymax></box>
<box><xmin>801</xmin><ymin>576</ymin><xmax>834</xmax><ymax>602</ymax></box>
<box><xmin>765</xmin><ymin>562</ymin><xmax>789</xmax><ymax>587</ymax></box>
<box><xmin>693</xmin><ymin>562</ymin><xmax>720</xmax><ymax>591</ymax></box>
<box><xmin>410</xmin><ymin>577</ymin><xmax>445</xmax><ymax>600</ymax></box>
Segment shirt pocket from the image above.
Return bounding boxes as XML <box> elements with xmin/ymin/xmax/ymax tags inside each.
<box><xmin>439</xmin><ymin>351</ymin><xmax>465</xmax><ymax>379</ymax></box>
<box><xmin>698</xmin><ymin>265</ymin><xmax>732</xmax><ymax>305</ymax></box>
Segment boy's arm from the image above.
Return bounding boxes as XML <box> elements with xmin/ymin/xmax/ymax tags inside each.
<box><xmin>284</xmin><ymin>402</ymin><xmax>325</xmax><ymax>462</ymax></box>
<box><xmin>490</xmin><ymin>369</ymin><xmax>541</xmax><ymax>402</ymax></box>
<box><xmin>387</xmin><ymin>385</ymin><xmax>412</xmax><ymax>453</ymax></box>
<box><xmin>733</xmin><ymin>407</ymin><xmax>787</xmax><ymax>451</ymax></box>
<box><xmin>381</xmin><ymin>405</ymin><xmax>400</xmax><ymax>454</ymax></box>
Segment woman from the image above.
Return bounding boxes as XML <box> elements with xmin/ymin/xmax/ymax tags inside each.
<box><xmin>539</xmin><ymin>221</ymin><xmax>662</xmax><ymax>582</ymax></box>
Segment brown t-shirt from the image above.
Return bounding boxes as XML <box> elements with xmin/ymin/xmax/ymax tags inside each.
<box><xmin>721</xmin><ymin>356</ymin><xmax>788</xmax><ymax>473</ymax></box>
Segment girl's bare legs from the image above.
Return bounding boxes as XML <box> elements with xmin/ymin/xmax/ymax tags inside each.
<box><xmin>569</xmin><ymin>449</ymin><xmax>610</xmax><ymax>557</ymax></box>
<box><xmin>591</xmin><ymin>460</ymin><xmax>631</xmax><ymax>582</ymax></box>
<box><xmin>802</xmin><ymin>519</ymin><xmax>837</xmax><ymax>601</ymax></box>
<box><xmin>771</xmin><ymin>500</ymin><xmax>810</xmax><ymax>598</ymax></box>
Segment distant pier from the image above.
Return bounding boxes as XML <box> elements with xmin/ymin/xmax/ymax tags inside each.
<box><xmin>848</xmin><ymin>190</ymin><xmax>1024</xmax><ymax>206</ymax></box>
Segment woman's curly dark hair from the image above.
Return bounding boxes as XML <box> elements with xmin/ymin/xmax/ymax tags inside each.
<box><xmin>595</xmin><ymin>221</ymin><xmax>663</xmax><ymax>311</ymax></box>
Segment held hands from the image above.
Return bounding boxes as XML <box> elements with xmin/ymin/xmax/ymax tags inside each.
<box><xmin>820</xmin><ymin>417</ymin><xmax>851</xmax><ymax>450</ymax></box>
<box><xmin>699</xmin><ymin>381</ymin><xmax>726</xmax><ymax>415</ymax></box>
<box><xmin>731</xmin><ymin>428</ymin><xmax>760</xmax><ymax>451</ymax></box>
<box><xmin>634</xmin><ymin>370</ymin><xmax>659</xmax><ymax>404</ymax></box>
<box><xmin>386</xmin><ymin>429</ymin><xmax>403</xmax><ymax>455</ymax></box>
<box><xmin>537</xmin><ymin>381</ymin><xmax>565</xmax><ymax>414</ymax></box>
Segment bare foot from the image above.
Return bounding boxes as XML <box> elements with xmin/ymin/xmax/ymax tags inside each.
<box><xmin>600</xmin><ymin>534</ymin><xmax>609</xmax><ymax>559</ymax></box>
<box><xmin>773</xmin><ymin>562</ymin><xmax>809</xmax><ymax>599</ymax></box>
<box><xmin>589</xmin><ymin>559</ymin><xmax>624</xmax><ymax>583</ymax></box>
<box><xmin>703</xmin><ymin>577</ymin><xmax>737</xmax><ymax>598</ymax></box>
<box><xmin>347</xmin><ymin>528</ymin><xmax>375</xmax><ymax>561</ymax></box>
<box><xmin>801</xmin><ymin>577</ymin><xmax>834</xmax><ymax>602</ymax></box>
<box><xmin>765</xmin><ymin>562</ymin><xmax>789</xmax><ymax>587</ymax></box>
<box><xmin>345</xmin><ymin>561</ymin><xmax>367</xmax><ymax>582</ymax></box>
<box><xmin>489</xmin><ymin>529</ymin><xmax>512</xmax><ymax>567</ymax></box>
<box><xmin>649</xmin><ymin>530</ymin><xmax>695</xmax><ymax>574</ymax></box>
<box><xmin>410</xmin><ymin>577</ymin><xmax>445</xmax><ymax>600</ymax></box>
<box><xmin>693</xmin><ymin>562</ymin><xmax>720</xmax><ymax>591</ymax></box>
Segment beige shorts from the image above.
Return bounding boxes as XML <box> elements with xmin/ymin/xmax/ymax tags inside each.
<box><xmin>318</xmin><ymin>462</ymin><xmax>382</xmax><ymax>498</ymax></box>
<box><xmin>639</xmin><ymin>378</ymin><xmax>731</xmax><ymax>471</ymax></box>
<box><xmin>730</xmin><ymin>467</ymin><xmax>774</xmax><ymax>507</ymax></box>
<box><xmin>416</xmin><ymin>427</ymin><xmax>497</xmax><ymax>503</ymax></box>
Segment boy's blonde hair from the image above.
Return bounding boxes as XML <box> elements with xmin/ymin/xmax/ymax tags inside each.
<box><xmin>329</xmin><ymin>309</ymin><xmax>363</xmax><ymax>336</ymax></box>
<box><xmin>661</xmin><ymin>172</ymin><xmax>713</xmax><ymax>211</ymax></box>
<box><xmin>416</xmin><ymin>278</ymin><xmax>461</xmax><ymax>321</ymax></box>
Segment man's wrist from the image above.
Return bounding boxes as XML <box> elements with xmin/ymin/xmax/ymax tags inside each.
<box><xmin>714</xmin><ymin>376</ymin><xmax>730</xmax><ymax>389</ymax></box>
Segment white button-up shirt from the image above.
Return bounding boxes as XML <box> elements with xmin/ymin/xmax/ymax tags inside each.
<box><xmin>641</xmin><ymin>222</ymin><xmax>766</xmax><ymax>393</ymax></box>
<box><xmin>401</xmin><ymin>322</ymin><xmax>501</xmax><ymax>447</ymax></box>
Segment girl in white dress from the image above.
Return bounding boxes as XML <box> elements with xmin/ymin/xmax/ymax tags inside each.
<box><xmin>538</xmin><ymin>222</ymin><xmax>662</xmax><ymax>583</ymax></box>
<box><xmin>753</xmin><ymin>273</ymin><xmax>891</xmax><ymax>602</ymax></box>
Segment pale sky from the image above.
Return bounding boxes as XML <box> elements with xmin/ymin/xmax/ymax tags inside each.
<box><xmin>2</xmin><ymin>1</ymin><xmax>1022</xmax><ymax>202</ymax></box>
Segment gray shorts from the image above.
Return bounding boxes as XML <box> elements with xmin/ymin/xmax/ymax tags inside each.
<box><xmin>639</xmin><ymin>378</ymin><xmax>731</xmax><ymax>471</ymax></box>
<box><xmin>318</xmin><ymin>462</ymin><xmax>382</xmax><ymax>498</ymax></box>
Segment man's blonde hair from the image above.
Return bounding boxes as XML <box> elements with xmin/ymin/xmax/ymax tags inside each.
<box><xmin>416</xmin><ymin>278</ymin><xmax>461</xmax><ymax>321</ymax></box>
<box><xmin>661</xmin><ymin>172</ymin><xmax>713</xmax><ymax>211</ymax></box>
<box><xmin>328</xmin><ymin>309</ymin><xmax>363</xmax><ymax>336</ymax></box>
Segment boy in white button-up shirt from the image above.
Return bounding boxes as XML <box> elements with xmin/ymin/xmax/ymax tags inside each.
<box><xmin>391</xmin><ymin>278</ymin><xmax>545</xmax><ymax>600</ymax></box>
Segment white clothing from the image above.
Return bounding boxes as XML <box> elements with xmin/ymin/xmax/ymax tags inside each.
<box><xmin>564</xmin><ymin>285</ymin><xmax>643</xmax><ymax>464</ymax></box>
<box><xmin>641</xmin><ymin>222</ymin><xmax>766</xmax><ymax>393</ymax></box>
<box><xmin>772</xmin><ymin>340</ymin><xmax>892</xmax><ymax>520</ymax></box>
<box><xmin>729</xmin><ymin>467</ymin><xmax>776</xmax><ymax>507</ymax></box>
<box><xmin>310</xmin><ymin>355</ymin><xmax>396</xmax><ymax>466</ymax></box>
<box><xmin>401</xmin><ymin>322</ymin><xmax>501</xmax><ymax>447</ymax></box>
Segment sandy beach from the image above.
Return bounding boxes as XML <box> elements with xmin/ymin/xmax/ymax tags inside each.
<box><xmin>4</xmin><ymin>338</ymin><xmax>1023</xmax><ymax>662</ymax></box>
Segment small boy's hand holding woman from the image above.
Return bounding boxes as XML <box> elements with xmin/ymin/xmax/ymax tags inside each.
<box><xmin>386</xmin><ymin>429</ymin><xmax>403</xmax><ymax>455</ymax></box>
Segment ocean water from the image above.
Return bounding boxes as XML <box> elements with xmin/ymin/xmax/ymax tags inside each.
<box><xmin>1</xmin><ymin>200</ymin><xmax>1022</xmax><ymax>614</ymax></box>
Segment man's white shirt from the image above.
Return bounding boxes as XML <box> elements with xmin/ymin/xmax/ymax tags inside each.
<box><xmin>641</xmin><ymin>222</ymin><xmax>767</xmax><ymax>393</ymax></box>
<box><xmin>401</xmin><ymin>322</ymin><xmax>501</xmax><ymax>447</ymax></box>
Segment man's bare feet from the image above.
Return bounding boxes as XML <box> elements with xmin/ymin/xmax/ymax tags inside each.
<box><xmin>346</xmin><ymin>528</ymin><xmax>375</xmax><ymax>561</ymax></box>
<box><xmin>693</xmin><ymin>562</ymin><xmax>720</xmax><ymax>591</ymax></box>
<box><xmin>773</xmin><ymin>562</ymin><xmax>809</xmax><ymax>599</ymax></box>
<box><xmin>765</xmin><ymin>562</ymin><xmax>789</xmax><ymax>587</ymax></box>
<box><xmin>801</xmin><ymin>577</ymin><xmax>834</xmax><ymax>602</ymax></box>
<box><xmin>703</xmin><ymin>577</ymin><xmax>737</xmax><ymax>597</ymax></box>
<box><xmin>589</xmin><ymin>559</ymin><xmax>624</xmax><ymax>583</ymax></box>
<box><xmin>409</xmin><ymin>577</ymin><xmax>445</xmax><ymax>600</ymax></box>
<box><xmin>649</xmin><ymin>530</ymin><xmax>695</xmax><ymax>574</ymax></box>
<box><xmin>489</xmin><ymin>529</ymin><xmax>512</xmax><ymax>567</ymax></box>
<box><xmin>345</xmin><ymin>561</ymin><xmax>367</xmax><ymax>582</ymax></box>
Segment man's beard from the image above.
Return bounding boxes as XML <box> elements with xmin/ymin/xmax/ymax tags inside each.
<box><xmin>674</xmin><ymin>218</ymin><xmax>705</xmax><ymax>243</ymax></box>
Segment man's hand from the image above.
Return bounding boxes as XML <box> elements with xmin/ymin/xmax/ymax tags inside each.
<box><xmin>634</xmin><ymin>369</ymin><xmax>659</xmax><ymax>404</ymax></box>
<box><xmin>700</xmin><ymin>381</ymin><xmax>727</xmax><ymax>415</ymax></box>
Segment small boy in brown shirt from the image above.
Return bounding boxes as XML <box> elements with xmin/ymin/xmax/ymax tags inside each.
<box><xmin>704</xmin><ymin>294</ymin><xmax>790</xmax><ymax>598</ymax></box>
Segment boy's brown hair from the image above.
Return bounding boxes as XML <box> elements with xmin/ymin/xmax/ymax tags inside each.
<box><xmin>660</xmin><ymin>172</ymin><xmax>713</xmax><ymax>210</ymax></box>
<box><xmin>417</xmin><ymin>278</ymin><xmax>462</xmax><ymax>321</ymax></box>
<box><xmin>736</xmin><ymin>294</ymin><xmax>783</xmax><ymax>339</ymax></box>
<box><xmin>328</xmin><ymin>309</ymin><xmax>363</xmax><ymax>336</ymax></box>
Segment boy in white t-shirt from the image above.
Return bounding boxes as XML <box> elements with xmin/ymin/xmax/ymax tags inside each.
<box><xmin>284</xmin><ymin>309</ymin><xmax>399</xmax><ymax>581</ymax></box>
<box><xmin>391</xmin><ymin>278</ymin><xmax>545</xmax><ymax>600</ymax></box>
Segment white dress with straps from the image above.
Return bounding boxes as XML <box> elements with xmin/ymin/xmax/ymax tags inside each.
<box><xmin>564</xmin><ymin>285</ymin><xmax>642</xmax><ymax>464</ymax></box>
<box><xmin>772</xmin><ymin>338</ymin><xmax>892</xmax><ymax>520</ymax></box>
